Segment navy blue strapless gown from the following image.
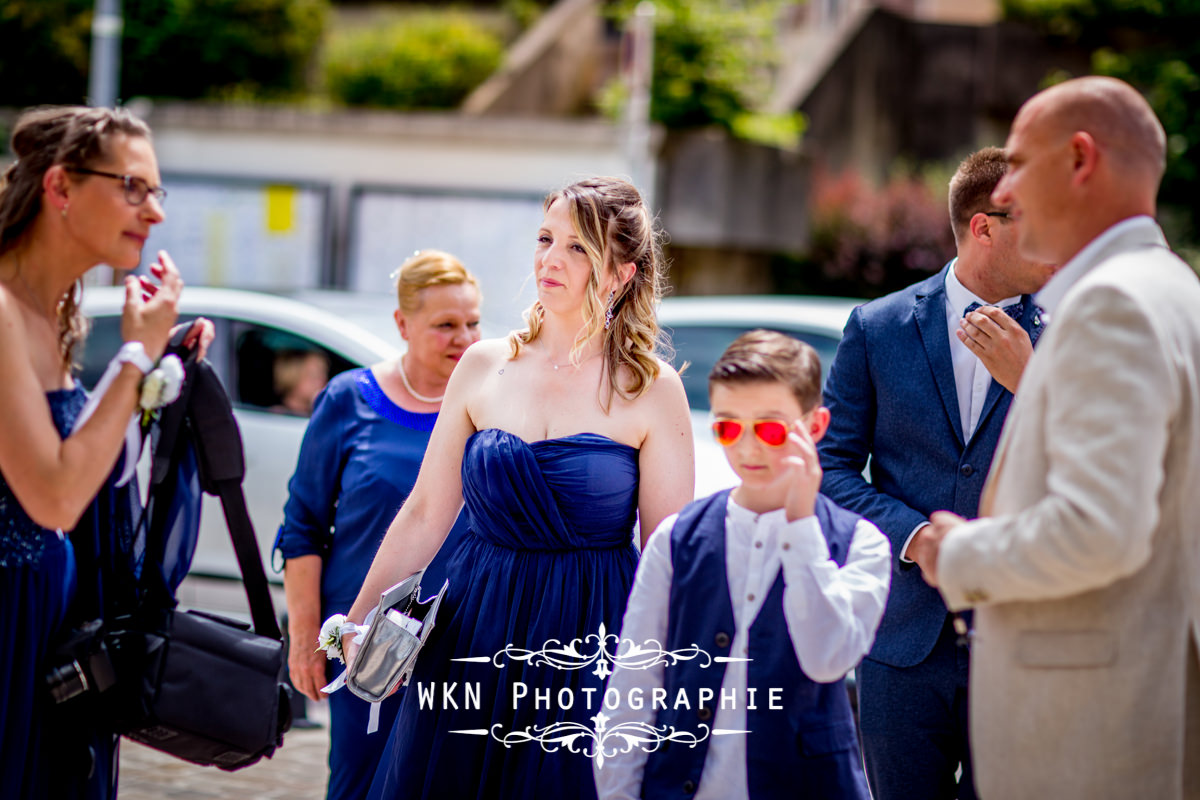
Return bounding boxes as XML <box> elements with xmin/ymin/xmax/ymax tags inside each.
<box><xmin>0</xmin><ymin>388</ymin><xmax>85</xmax><ymax>799</ymax></box>
<box><xmin>368</xmin><ymin>429</ymin><xmax>640</xmax><ymax>800</ymax></box>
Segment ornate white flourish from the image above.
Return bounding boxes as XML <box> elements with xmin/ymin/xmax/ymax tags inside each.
<box><xmin>490</xmin><ymin>623</ymin><xmax>712</xmax><ymax>679</ymax></box>
<box><xmin>489</xmin><ymin>712</ymin><xmax>710</xmax><ymax>769</ymax></box>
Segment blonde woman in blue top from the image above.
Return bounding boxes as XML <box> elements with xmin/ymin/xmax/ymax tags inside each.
<box><xmin>276</xmin><ymin>250</ymin><xmax>482</xmax><ymax>800</ymax></box>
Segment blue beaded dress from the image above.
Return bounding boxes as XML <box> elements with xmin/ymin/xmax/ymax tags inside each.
<box><xmin>367</xmin><ymin>428</ymin><xmax>640</xmax><ymax>800</ymax></box>
<box><xmin>0</xmin><ymin>387</ymin><xmax>90</xmax><ymax>798</ymax></box>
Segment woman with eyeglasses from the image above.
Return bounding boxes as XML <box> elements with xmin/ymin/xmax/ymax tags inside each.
<box><xmin>0</xmin><ymin>105</ymin><xmax>210</xmax><ymax>799</ymax></box>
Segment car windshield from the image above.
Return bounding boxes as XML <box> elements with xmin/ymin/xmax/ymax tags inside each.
<box><xmin>665</xmin><ymin>324</ymin><xmax>842</xmax><ymax>413</ymax></box>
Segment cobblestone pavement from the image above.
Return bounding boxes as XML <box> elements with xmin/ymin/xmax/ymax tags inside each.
<box><xmin>117</xmin><ymin>700</ymin><xmax>331</xmax><ymax>800</ymax></box>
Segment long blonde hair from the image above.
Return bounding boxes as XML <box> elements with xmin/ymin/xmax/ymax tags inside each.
<box><xmin>508</xmin><ymin>177</ymin><xmax>667</xmax><ymax>407</ymax></box>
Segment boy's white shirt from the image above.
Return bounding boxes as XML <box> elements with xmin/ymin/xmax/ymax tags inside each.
<box><xmin>594</xmin><ymin>496</ymin><xmax>891</xmax><ymax>800</ymax></box>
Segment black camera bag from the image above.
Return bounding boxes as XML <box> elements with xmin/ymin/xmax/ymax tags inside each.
<box><xmin>104</xmin><ymin>334</ymin><xmax>292</xmax><ymax>769</ymax></box>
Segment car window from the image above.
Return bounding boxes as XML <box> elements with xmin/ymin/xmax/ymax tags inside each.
<box><xmin>231</xmin><ymin>322</ymin><xmax>355</xmax><ymax>418</ymax></box>
<box><xmin>77</xmin><ymin>315</ymin><xmax>126</xmax><ymax>390</ymax></box>
<box><xmin>78</xmin><ymin>313</ymin><xmax>216</xmax><ymax>389</ymax></box>
<box><xmin>665</xmin><ymin>324</ymin><xmax>841</xmax><ymax>413</ymax></box>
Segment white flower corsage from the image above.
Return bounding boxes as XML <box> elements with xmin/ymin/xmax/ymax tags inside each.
<box><xmin>318</xmin><ymin>614</ymin><xmax>358</xmax><ymax>663</ymax></box>
<box><xmin>139</xmin><ymin>354</ymin><xmax>185</xmax><ymax>425</ymax></box>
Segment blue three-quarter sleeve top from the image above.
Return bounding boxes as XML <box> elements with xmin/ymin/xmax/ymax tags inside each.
<box><xmin>274</xmin><ymin>368</ymin><xmax>467</xmax><ymax>614</ymax></box>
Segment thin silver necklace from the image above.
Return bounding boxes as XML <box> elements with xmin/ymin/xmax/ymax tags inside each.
<box><xmin>549</xmin><ymin>352</ymin><xmax>600</xmax><ymax>371</ymax></box>
<box><xmin>396</xmin><ymin>356</ymin><xmax>444</xmax><ymax>404</ymax></box>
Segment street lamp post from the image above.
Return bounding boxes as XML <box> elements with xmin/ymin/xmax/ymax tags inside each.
<box><xmin>87</xmin><ymin>0</ymin><xmax>123</xmax><ymax>108</ymax></box>
<box><xmin>625</xmin><ymin>1</ymin><xmax>656</xmax><ymax>210</ymax></box>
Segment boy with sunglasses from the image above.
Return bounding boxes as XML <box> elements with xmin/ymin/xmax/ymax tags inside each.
<box><xmin>595</xmin><ymin>330</ymin><xmax>890</xmax><ymax>800</ymax></box>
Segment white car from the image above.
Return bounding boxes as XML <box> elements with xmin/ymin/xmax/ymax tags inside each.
<box><xmin>80</xmin><ymin>287</ymin><xmax>403</xmax><ymax>582</ymax></box>
<box><xmin>80</xmin><ymin>288</ymin><xmax>860</xmax><ymax>580</ymax></box>
<box><xmin>658</xmin><ymin>295</ymin><xmax>861</xmax><ymax>498</ymax></box>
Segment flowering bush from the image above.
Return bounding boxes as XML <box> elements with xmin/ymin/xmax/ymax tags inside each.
<box><xmin>806</xmin><ymin>167</ymin><xmax>956</xmax><ymax>297</ymax></box>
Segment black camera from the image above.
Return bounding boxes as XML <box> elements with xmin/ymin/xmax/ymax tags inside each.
<box><xmin>44</xmin><ymin>619</ymin><xmax>117</xmax><ymax>704</ymax></box>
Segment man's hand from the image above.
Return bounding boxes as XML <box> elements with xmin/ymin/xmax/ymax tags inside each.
<box><xmin>908</xmin><ymin>511</ymin><xmax>966</xmax><ymax>587</ymax></box>
<box><xmin>958</xmin><ymin>305</ymin><xmax>1033</xmax><ymax>393</ymax></box>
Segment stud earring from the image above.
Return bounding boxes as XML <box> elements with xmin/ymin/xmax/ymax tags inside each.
<box><xmin>604</xmin><ymin>290</ymin><xmax>616</xmax><ymax>330</ymax></box>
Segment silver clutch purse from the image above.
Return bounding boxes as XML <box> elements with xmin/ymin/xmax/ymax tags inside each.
<box><xmin>346</xmin><ymin>572</ymin><xmax>448</xmax><ymax>703</ymax></box>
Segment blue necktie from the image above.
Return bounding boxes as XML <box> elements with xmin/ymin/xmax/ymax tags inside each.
<box><xmin>964</xmin><ymin>300</ymin><xmax>1045</xmax><ymax>345</ymax></box>
<box><xmin>963</xmin><ymin>300</ymin><xmax>1024</xmax><ymax>320</ymax></box>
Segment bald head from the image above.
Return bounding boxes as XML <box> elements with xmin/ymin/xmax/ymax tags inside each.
<box><xmin>993</xmin><ymin>76</ymin><xmax>1166</xmax><ymax>264</ymax></box>
<box><xmin>1023</xmin><ymin>76</ymin><xmax>1166</xmax><ymax>187</ymax></box>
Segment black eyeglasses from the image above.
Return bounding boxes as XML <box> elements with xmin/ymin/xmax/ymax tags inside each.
<box><xmin>983</xmin><ymin>211</ymin><xmax>1010</xmax><ymax>219</ymax></box>
<box><xmin>66</xmin><ymin>167</ymin><xmax>167</xmax><ymax>206</ymax></box>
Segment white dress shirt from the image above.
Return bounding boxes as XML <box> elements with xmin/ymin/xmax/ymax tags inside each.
<box><xmin>594</xmin><ymin>497</ymin><xmax>891</xmax><ymax>800</ymax></box>
<box><xmin>1034</xmin><ymin>215</ymin><xmax>1154</xmax><ymax>320</ymax></box>
<box><xmin>900</xmin><ymin>262</ymin><xmax>1019</xmax><ymax>561</ymax></box>
<box><xmin>944</xmin><ymin>260</ymin><xmax>1021</xmax><ymax>441</ymax></box>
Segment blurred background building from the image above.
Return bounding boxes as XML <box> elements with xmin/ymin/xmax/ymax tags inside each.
<box><xmin>1</xmin><ymin>0</ymin><xmax>1194</xmax><ymax>321</ymax></box>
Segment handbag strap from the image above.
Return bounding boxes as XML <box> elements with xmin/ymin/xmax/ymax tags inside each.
<box><xmin>184</xmin><ymin>358</ymin><xmax>282</xmax><ymax>641</ymax></box>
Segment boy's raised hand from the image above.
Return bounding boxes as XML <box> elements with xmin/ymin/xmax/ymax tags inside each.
<box><xmin>783</xmin><ymin>419</ymin><xmax>822</xmax><ymax>522</ymax></box>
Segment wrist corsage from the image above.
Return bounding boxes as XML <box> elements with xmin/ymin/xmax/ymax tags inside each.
<box><xmin>138</xmin><ymin>354</ymin><xmax>185</xmax><ymax>426</ymax></box>
<box><xmin>317</xmin><ymin>614</ymin><xmax>363</xmax><ymax>664</ymax></box>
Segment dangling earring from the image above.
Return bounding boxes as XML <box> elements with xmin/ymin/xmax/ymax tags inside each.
<box><xmin>604</xmin><ymin>290</ymin><xmax>616</xmax><ymax>330</ymax></box>
<box><xmin>61</xmin><ymin>204</ymin><xmax>68</xmax><ymax>220</ymax></box>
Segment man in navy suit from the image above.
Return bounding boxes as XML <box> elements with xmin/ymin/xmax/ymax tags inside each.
<box><xmin>817</xmin><ymin>147</ymin><xmax>1055</xmax><ymax>800</ymax></box>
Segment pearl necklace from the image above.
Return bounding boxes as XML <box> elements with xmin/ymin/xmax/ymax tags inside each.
<box><xmin>396</xmin><ymin>356</ymin><xmax>444</xmax><ymax>404</ymax></box>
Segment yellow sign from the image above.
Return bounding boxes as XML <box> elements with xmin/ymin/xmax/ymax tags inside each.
<box><xmin>265</xmin><ymin>185</ymin><xmax>296</xmax><ymax>234</ymax></box>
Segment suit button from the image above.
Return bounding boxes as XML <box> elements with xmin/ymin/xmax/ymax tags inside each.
<box><xmin>683</xmin><ymin>780</ymin><xmax>697</xmax><ymax>793</ymax></box>
<box><xmin>698</xmin><ymin>706</ymin><xmax>712</xmax><ymax>721</ymax></box>
<box><xmin>715</xmin><ymin>632</ymin><xmax>730</xmax><ymax>648</ymax></box>
<box><xmin>964</xmin><ymin>588</ymin><xmax>990</xmax><ymax>603</ymax></box>
<box><xmin>960</xmin><ymin>464</ymin><xmax>974</xmax><ymax>477</ymax></box>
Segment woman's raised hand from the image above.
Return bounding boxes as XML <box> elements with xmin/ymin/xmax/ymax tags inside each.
<box><xmin>122</xmin><ymin>250</ymin><xmax>182</xmax><ymax>361</ymax></box>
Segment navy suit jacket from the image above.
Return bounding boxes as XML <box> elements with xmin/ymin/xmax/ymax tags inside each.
<box><xmin>818</xmin><ymin>264</ymin><xmax>1039</xmax><ymax>668</ymax></box>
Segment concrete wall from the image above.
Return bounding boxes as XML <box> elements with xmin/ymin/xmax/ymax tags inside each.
<box><xmin>138</xmin><ymin>102</ymin><xmax>632</xmax><ymax>299</ymax></box>
<box><xmin>799</xmin><ymin>9</ymin><xmax>1090</xmax><ymax>180</ymax></box>
<box><xmin>463</xmin><ymin>0</ymin><xmax>606</xmax><ymax>117</ymax></box>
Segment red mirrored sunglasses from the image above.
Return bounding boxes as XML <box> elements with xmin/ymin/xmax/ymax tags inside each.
<box><xmin>711</xmin><ymin>418</ymin><xmax>791</xmax><ymax>448</ymax></box>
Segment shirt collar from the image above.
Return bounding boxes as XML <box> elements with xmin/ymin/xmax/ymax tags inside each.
<box><xmin>1035</xmin><ymin>215</ymin><xmax>1161</xmax><ymax>318</ymax></box>
<box><xmin>945</xmin><ymin>258</ymin><xmax>1021</xmax><ymax>316</ymax></box>
<box><xmin>727</xmin><ymin>495</ymin><xmax>789</xmax><ymax>526</ymax></box>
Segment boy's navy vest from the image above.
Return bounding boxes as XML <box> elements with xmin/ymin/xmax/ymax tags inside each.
<box><xmin>640</xmin><ymin>490</ymin><xmax>870</xmax><ymax>800</ymax></box>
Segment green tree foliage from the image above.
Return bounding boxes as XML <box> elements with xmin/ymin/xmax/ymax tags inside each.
<box><xmin>602</xmin><ymin>0</ymin><xmax>803</xmax><ymax>146</ymax></box>
<box><xmin>1002</xmin><ymin>0</ymin><xmax>1200</xmax><ymax>245</ymax></box>
<box><xmin>0</xmin><ymin>0</ymin><xmax>329</xmax><ymax>106</ymax></box>
<box><xmin>0</xmin><ymin>0</ymin><xmax>94</xmax><ymax>105</ymax></box>
<box><xmin>322</xmin><ymin>12</ymin><xmax>504</xmax><ymax>110</ymax></box>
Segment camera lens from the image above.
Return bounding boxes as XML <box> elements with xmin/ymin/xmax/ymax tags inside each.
<box><xmin>46</xmin><ymin>660</ymin><xmax>89</xmax><ymax>704</ymax></box>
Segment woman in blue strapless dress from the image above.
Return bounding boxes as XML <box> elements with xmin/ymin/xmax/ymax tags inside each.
<box><xmin>345</xmin><ymin>178</ymin><xmax>695</xmax><ymax>800</ymax></box>
<box><xmin>0</xmin><ymin>106</ymin><xmax>207</xmax><ymax>799</ymax></box>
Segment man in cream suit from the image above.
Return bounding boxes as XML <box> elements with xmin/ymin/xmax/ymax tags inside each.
<box><xmin>925</xmin><ymin>76</ymin><xmax>1200</xmax><ymax>797</ymax></box>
